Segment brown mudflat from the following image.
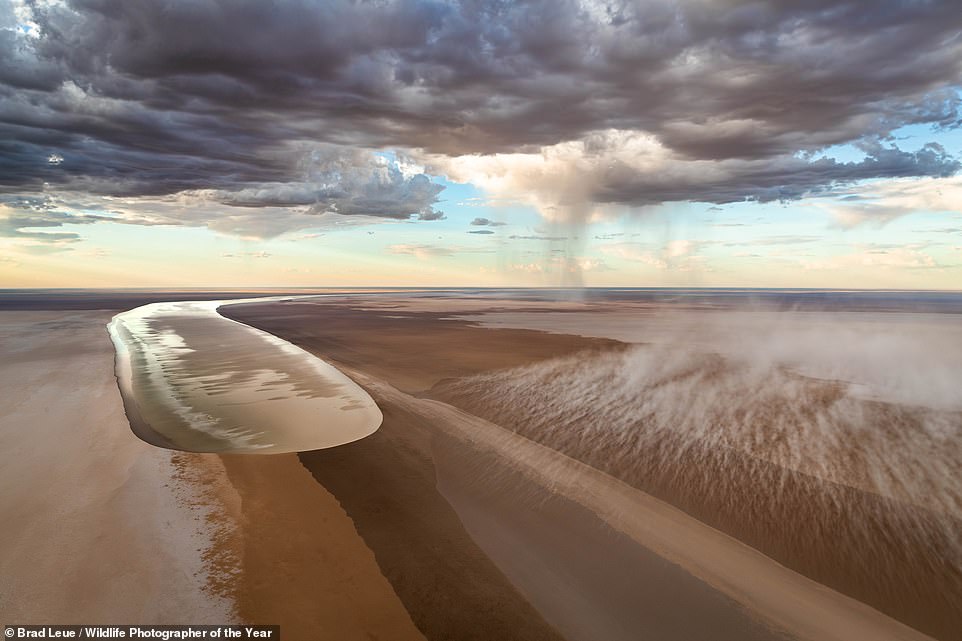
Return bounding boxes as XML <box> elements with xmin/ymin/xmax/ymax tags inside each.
<box><xmin>221</xmin><ymin>297</ymin><xmax>624</xmax><ymax>392</ymax></box>
<box><xmin>224</xmin><ymin>296</ymin><xmax>959</xmax><ymax>641</ymax></box>
<box><xmin>217</xmin><ymin>452</ymin><xmax>425</xmax><ymax>641</ymax></box>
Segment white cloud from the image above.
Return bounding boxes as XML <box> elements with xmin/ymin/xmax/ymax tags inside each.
<box><xmin>420</xmin><ymin>130</ymin><xmax>672</xmax><ymax>223</ymax></box>
<box><xmin>222</xmin><ymin>251</ymin><xmax>271</xmax><ymax>259</ymax></box>
<box><xmin>388</xmin><ymin>243</ymin><xmax>456</xmax><ymax>259</ymax></box>
<box><xmin>601</xmin><ymin>243</ymin><xmax>669</xmax><ymax>269</ymax></box>
<box><xmin>826</xmin><ymin>175</ymin><xmax>962</xmax><ymax>228</ymax></box>
<box><xmin>600</xmin><ymin>239</ymin><xmax>708</xmax><ymax>271</ymax></box>
<box><xmin>507</xmin><ymin>256</ymin><xmax>612</xmax><ymax>274</ymax></box>
<box><xmin>665</xmin><ymin>239</ymin><xmax>696</xmax><ymax>258</ymax></box>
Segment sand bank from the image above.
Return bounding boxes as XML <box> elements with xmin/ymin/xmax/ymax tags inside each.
<box><xmin>109</xmin><ymin>299</ymin><xmax>382</xmax><ymax>453</ymax></box>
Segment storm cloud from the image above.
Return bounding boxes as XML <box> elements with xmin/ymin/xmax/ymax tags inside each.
<box><xmin>1</xmin><ymin>0</ymin><xmax>961</xmax><ymax>234</ymax></box>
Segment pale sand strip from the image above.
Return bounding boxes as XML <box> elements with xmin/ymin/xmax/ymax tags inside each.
<box><xmin>343</xmin><ymin>365</ymin><xmax>937</xmax><ymax>641</ymax></box>
<box><xmin>110</xmin><ymin>299</ymin><xmax>382</xmax><ymax>454</ymax></box>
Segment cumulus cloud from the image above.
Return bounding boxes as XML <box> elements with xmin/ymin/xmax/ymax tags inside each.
<box><xmin>0</xmin><ymin>188</ymin><xmax>425</xmax><ymax>241</ymax></box>
<box><xmin>826</xmin><ymin>175</ymin><xmax>962</xmax><ymax>228</ymax></box>
<box><xmin>388</xmin><ymin>242</ymin><xmax>496</xmax><ymax>259</ymax></box>
<box><xmin>723</xmin><ymin>235</ymin><xmax>822</xmax><ymax>247</ymax></box>
<box><xmin>0</xmin><ymin>0</ymin><xmax>961</xmax><ymax>237</ymax></box>
<box><xmin>509</xmin><ymin>234</ymin><xmax>569</xmax><ymax>241</ymax></box>
<box><xmin>0</xmin><ymin>198</ymin><xmax>116</xmax><ymax>250</ymax></box>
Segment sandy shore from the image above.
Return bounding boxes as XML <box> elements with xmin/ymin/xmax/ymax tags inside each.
<box><xmin>0</xmin><ymin>311</ymin><xmax>233</xmax><ymax>623</ymax></box>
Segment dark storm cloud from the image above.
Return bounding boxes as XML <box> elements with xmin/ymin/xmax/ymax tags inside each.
<box><xmin>0</xmin><ymin>193</ymin><xmax>142</xmax><ymax>246</ymax></box>
<box><xmin>0</xmin><ymin>213</ymin><xmax>83</xmax><ymax>242</ymax></box>
<box><xmin>592</xmin><ymin>140</ymin><xmax>961</xmax><ymax>206</ymax></box>
<box><xmin>1</xmin><ymin>0</ymin><xmax>961</xmax><ymax>221</ymax></box>
<box><xmin>0</xmin><ymin>205</ymin><xmax>105</xmax><ymax>250</ymax></box>
<box><xmin>211</xmin><ymin>146</ymin><xmax>445</xmax><ymax>220</ymax></box>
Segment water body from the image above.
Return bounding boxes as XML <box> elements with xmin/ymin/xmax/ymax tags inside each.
<box><xmin>108</xmin><ymin>298</ymin><xmax>382</xmax><ymax>453</ymax></box>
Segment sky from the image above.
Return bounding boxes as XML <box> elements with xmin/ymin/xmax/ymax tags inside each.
<box><xmin>1</xmin><ymin>0</ymin><xmax>961</xmax><ymax>289</ymax></box>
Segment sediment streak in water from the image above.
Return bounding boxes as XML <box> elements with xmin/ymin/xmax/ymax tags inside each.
<box><xmin>108</xmin><ymin>298</ymin><xmax>382</xmax><ymax>453</ymax></box>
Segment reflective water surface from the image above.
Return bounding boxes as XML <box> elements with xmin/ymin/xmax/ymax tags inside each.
<box><xmin>109</xmin><ymin>298</ymin><xmax>382</xmax><ymax>453</ymax></box>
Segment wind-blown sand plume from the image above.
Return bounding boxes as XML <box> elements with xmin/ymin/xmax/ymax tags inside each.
<box><xmin>340</xmin><ymin>364</ymin><xmax>935</xmax><ymax>641</ymax></box>
<box><xmin>431</xmin><ymin>340</ymin><xmax>962</xmax><ymax>640</ymax></box>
